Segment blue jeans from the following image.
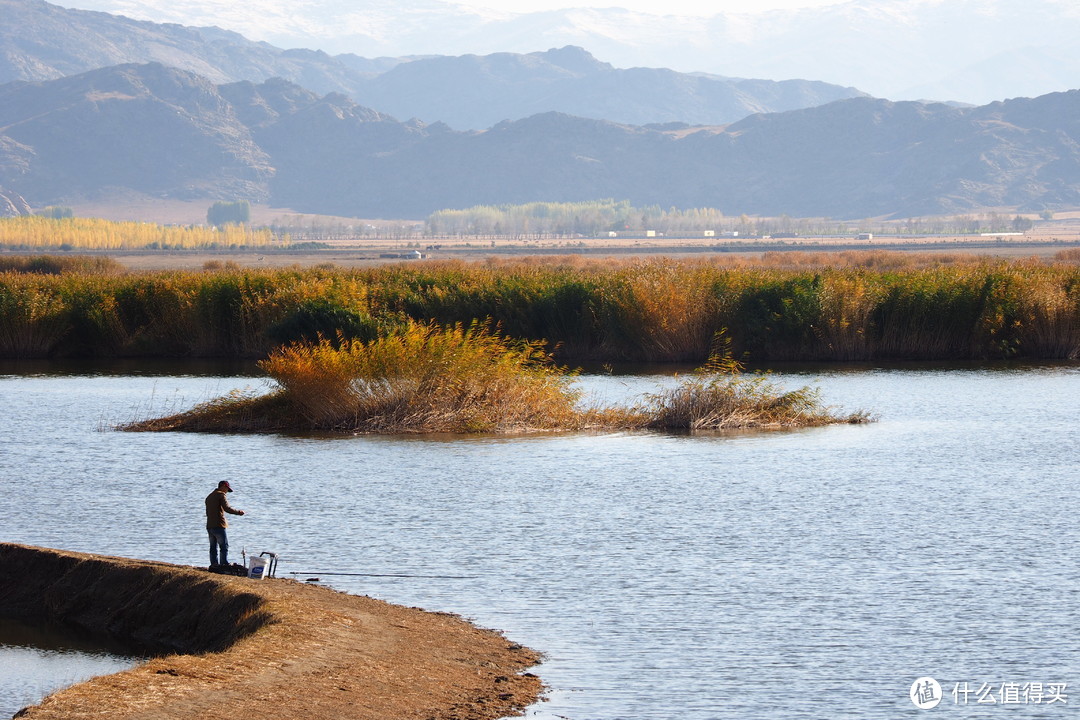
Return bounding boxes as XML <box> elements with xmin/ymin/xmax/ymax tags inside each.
<box><xmin>208</xmin><ymin>527</ymin><xmax>229</xmax><ymax>567</ymax></box>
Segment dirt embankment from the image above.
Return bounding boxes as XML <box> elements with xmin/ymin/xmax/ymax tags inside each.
<box><xmin>0</xmin><ymin>544</ymin><xmax>542</xmax><ymax>720</ymax></box>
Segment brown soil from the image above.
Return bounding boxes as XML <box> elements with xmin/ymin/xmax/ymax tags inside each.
<box><xmin>0</xmin><ymin>544</ymin><xmax>542</xmax><ymax>720</ymax></box>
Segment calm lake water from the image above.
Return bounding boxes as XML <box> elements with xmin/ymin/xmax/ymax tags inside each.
<box><xmin>0</xmin><ymin>618</ymin><xmax>137</xmax><ymax>716</ymax></box>
<box><xmin>1</xmin><ymin>362</ymin><xmax>1078</xmax><ymax>719</ymax></box>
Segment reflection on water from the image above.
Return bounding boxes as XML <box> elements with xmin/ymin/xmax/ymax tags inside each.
<box><xmin>0</xmin><ymin>357</ymin><xmax>262</xmax><ymax>378</ymax></box>
<box><xmin>1</xmin><ymin>365</ymin><xmax>1078</xmax><ymax>719</ymax></box>
<box><xmin>0</xmin><ymin>619</ymin><xmax>138</xmax><ymax>716</ymax></box>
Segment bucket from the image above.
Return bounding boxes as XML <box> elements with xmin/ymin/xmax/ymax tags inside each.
<box><xmin>247</xmin><ymin>556</ymin><xmax>269</xmax><ymax>580</ymax></box>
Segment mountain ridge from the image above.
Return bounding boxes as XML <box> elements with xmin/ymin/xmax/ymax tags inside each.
<box><xmin>55</xmin><ymin>0</ymin><xmax>1080</xmax><ymax>105</ymax></box>
<box><xmin>0</xmin><ymin>0</ymin><xmax>866</xmax><ymax>129</ymax></box>
<box><xmin>2</xmin><ymin>63</ymin><xmax>1079</xmax><ymax>220</ymax></box>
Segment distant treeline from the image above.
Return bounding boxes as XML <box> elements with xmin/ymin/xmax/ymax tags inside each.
<box><xmin>2</xmin><ymin>252</ymin><xmax>1078</xmax><ymax>362</ymax></box>
<box><xmin>425</xmin><ymin>200</ymin><xmax>1038</xmax><ymax>237</ymax></box>
<box><xmin>206</xmin><ymin>200</ymin><xmax>251</xmax><ymax>227</ymax></box>
<box><xmin>3</xmin><ymin>207</ymin><xmax>1041</xmax><ymax>248</ymax></box>
<box><xmin>426</xmin><ymin>200</ymin><xmax>725</xmax><ymax>237</ymax></box>
<box><xmin>0</xmin><ymin>217</ymin><xmax>279</xmax><ymax>250</ymax></box>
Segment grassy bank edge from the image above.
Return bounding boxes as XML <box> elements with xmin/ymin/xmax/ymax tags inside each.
<box><xmin>0</xmin><ymin>543</ymin><xmax>543</xmax><ymax>720</ymax></box>
<box><xmin>4</xmin><ymin>253</ymin><xmax>1080</xmax><ymax>363</ymax></box>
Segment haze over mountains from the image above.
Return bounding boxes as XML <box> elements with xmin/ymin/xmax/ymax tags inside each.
<box><xmin>1</xmin><ymin>0</ymin><xmax>1080</xmax><ymax>221</ymax></box>
<box><xmin>0</xmin><ymin>0</ymin><xmax>864</xmax><ymax>129</ymax></box>
<box><xmin>60</xmin><ymin>0</ymin><xmax>1080</xmax><ymax>105</ymax></box>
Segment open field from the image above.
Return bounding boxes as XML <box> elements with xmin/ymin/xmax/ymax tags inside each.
<box><xmin>100</xmin><ymin>230</ymin><xmax>1080</xmax><ymax>272</ymax></box>
<box><xmin>43</xmin><ymin>199</ymin><xmax>1080</xmax><ymax>271</ymax></box>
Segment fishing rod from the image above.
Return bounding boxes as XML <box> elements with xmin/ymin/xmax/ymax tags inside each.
<box><xmin>289</xmin><ymin>571</ymin><xmax>480</xmax><ymax>580</ymax></box>
<box><xmin>241</xmin><ymin>547</ymin><xmax>478</xmax><ymax>580</ymax></box>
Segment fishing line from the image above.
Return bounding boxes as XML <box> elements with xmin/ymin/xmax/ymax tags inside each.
<box><xmin>291</xmin><ymin>572</ymin><xmax>479</xmax><ymax>579</ymax></box>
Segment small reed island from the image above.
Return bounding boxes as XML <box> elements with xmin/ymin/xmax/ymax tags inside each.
<box><xmin>0</xmin><ymin>544</ymin><xmax>541</xmax><ymax>720</ymax></box>
<box><xmin>123</xmin><ymin>322</ymin><xmax>870</xmax><ymax>435</ymax></box>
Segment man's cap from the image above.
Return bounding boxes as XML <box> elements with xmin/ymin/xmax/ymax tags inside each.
<box><xmin>219</xmin><ymin>481</ymin><xmax>233</xmax><ymax>492</ymax></box>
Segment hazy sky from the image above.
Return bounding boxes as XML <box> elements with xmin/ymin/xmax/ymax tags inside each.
<box><xmin>55</xmin><ymin>0</ymin><xmax>1077</xmax><ymax>103</ymax></box>
<box><xmin>69</xmin><ymin>0</ymin><xmax>855</xmax><ymax>17</ymax></box>
<box><xmin>457</xmin><ymin>0</ymin><xmax>846</xmax><ymax>12</ymax></box>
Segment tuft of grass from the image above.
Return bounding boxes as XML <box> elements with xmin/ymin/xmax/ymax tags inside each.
<box><xmin>632</xmin><ymin>373</ymin><xmax>870</xmax><ymax>430</ymax></box>
<box><xmin>622</xmin><ymin>349</ymin><xmax>871</xmax><ymax>430</ymax></box>
<box><xmin>124</xmin><ymin>390</ymin><xmax>292</xmax><ymax>433</ymax></box>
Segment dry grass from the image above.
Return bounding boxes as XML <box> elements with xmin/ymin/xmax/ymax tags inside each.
<box><xmin>615</xmin><ymin>351</ymin><xmax>871</xmax><ymax>430</ymax></box>
<box><xmin>6</xmin><ymin>252</ymin><xmax>1078</xmax><ymax>361</ymax></box>
<box><xmin>594</xmin><ymin>260</ymin><xmax>720</xmax><ymax>361</ymax></box>
<box><xmin>0</xmin><ymin>216</ymin><xmax>278</xmax><ymax>249</ymax></box>
<box><xmin>260</xmin><ymin>321</ymin><xmax>581</xmax><ymax>432</ymax></box>
<box><xmin>0</xmin><ymin>255</ymin><xmax>124</xmax><ymax>274</ymax></box>
<box><xmin>124</xmin><ymin>328</ymin><xmax>870</xmax><ymax>435</ymax></box>
<box><xmin>633</xmin><ymin>375</ymin><xmax>867</xmax><ymax>430</ymax></box>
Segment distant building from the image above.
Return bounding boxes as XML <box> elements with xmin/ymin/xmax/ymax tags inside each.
<box><xmin>646</xmin><ymin>230</ymin><xmax>656</xmax><ymax>238</ymax></box>
<box><xmin>856</xmin><ymin>233</ymin><xmax>873</xmax><ymax>240</ymax></box>
<box><xmin>703</xmin><ymin>230</ymin><xmax>715</xmax><ymax>237</ymax></box>
<box><xmin>720</xmin><ymin>231</ymin><xmax>739</xmax><ymax>238</ymax></box>
<box><xmin>608</xmin><ymin>231</ymin><xmax>618</xmax><ymax>238</ymax></box>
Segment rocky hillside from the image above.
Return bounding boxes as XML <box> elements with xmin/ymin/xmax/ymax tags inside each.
<box><xmin>0</xmin><ymin>0</ymin><xmax>865</xmax><ymax>129</ymax></box>
<box><xmin>1</xmin><ymin>63</ymin><xmax>1079</xmax><ymax>219</ymax></box>
<box><xmin>0</xmin><ymin>63</ymin><xmax>272</xmax><ymax>202</ymax></box>
<box><xmin>0</xmin><ymin>187</ymin><xmax>31</xmax><ymax>216</ymax></box>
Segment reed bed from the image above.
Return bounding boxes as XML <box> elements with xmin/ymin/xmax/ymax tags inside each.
<box><xmin>123</xmin><ymin>324</ymin><xmax>868</xmax><ymax>434</ymax></box>
<box><xmin>2</xmin><ymin>253</ymin><xmax>1080</xmax><ymax>361</ymax></box>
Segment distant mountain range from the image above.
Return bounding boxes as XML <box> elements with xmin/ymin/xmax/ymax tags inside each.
<box><xmin>2</xmin><ymin>63</ymin><xmax>1079</xmax><ymax>220</ymax></box>
<box><xmin>56</xmin><ymin>0</ymin><xmax>1080</xmax><ymax>105</ymax></box>
<box><xmin>346</xmin><ymin>47</ymin><xmax>865</xmax><ymax>131</ymax></box>
<box><xmin>0</xmin><ymin>0</ymin><xmax>865</xmax><ymax>129</ymax></box>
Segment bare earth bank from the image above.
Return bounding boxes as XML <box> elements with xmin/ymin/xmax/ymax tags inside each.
<box><xmin>0</xmin><ymin>544</ymin><xmax>542</xmax><ymax>720</ymax></box>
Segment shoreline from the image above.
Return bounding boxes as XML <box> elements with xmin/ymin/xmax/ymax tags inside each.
<box><xmin>0</xmin><ymin>544</ymin><xmax>542</xmax><ymax>720</ymax></box>
<box><xmin>3</xmin><ymin>232</ymin><xmax>1079</xmax><ymax>272</ymax></box>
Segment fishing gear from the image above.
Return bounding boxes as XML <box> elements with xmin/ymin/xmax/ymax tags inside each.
<box><xmin>288</xmin><ymin>571</ymin><xmax>478</xmax><ymax>580</ymax></box>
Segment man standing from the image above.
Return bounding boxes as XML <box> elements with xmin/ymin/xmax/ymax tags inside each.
<box><xmin>205</xmin><ymin>480</ymin><xmax>245</xmax><ymax>568</ymax></box>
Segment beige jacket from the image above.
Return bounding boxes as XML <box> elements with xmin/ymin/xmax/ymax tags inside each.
<box><xmin>205</xmin><ymin>489</ymin><xmax>242</xmax><ymax>529</ymax></box>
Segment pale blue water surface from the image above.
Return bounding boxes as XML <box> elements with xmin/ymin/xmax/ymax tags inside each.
<box><xmin>1</xmin><ymin>364</ymin><xmax>1078</xmax><ymax>719</ymax></box>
